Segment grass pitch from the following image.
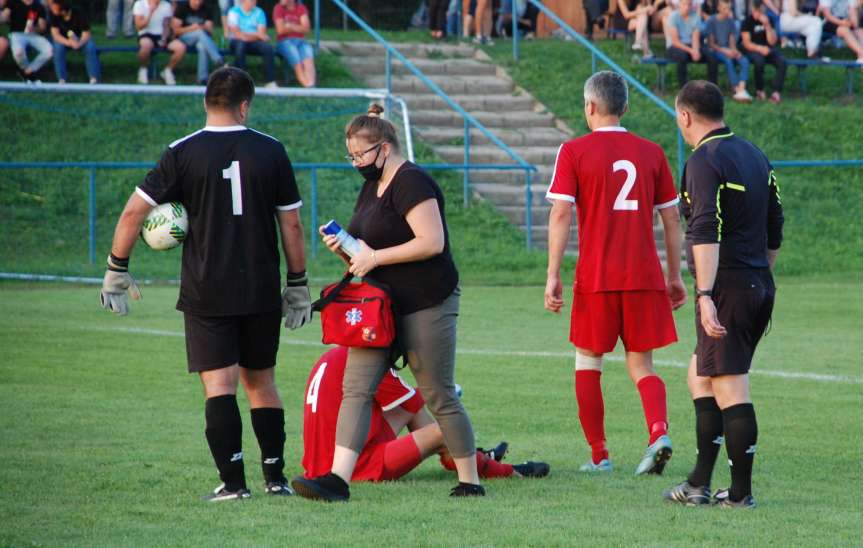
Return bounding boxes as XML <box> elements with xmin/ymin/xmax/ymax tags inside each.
<box><xmin>1</xmin><ymin>274</ymin><xmax>861</xmax><ymax>546</ymax></box>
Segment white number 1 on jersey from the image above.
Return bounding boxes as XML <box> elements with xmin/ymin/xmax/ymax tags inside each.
<box><xmin>306</xmin><ymin>362</ymin><xmax>328</xmax><ymax>414</ymax></box>
<box><xmin>222</xmin><ymin>161</ymin><xmax>243</xmax><ymax>216</ymax></box>
<box><xmin>612</xmin><ymin>159</ymin><xmax>638</xmax><ymax>211</ymax></box>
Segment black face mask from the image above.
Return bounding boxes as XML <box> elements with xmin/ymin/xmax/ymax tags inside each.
<box><xmin>356</xmin><ymin>145</ymin><xmax>387</xmax><ymax>183</ymax></box>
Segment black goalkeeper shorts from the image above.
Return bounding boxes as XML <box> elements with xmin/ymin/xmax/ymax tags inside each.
<box><xmin>183</xmin><ymin>309</ymin><xmax>282</xmax><ymax>373</ymax></box>
<box><xmin>695</xmin><ymin>268</ymin><xmax>775</xmax><ymax>377</ymax></box>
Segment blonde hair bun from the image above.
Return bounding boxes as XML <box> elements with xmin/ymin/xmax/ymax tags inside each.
<box><xmin>367</xmin><ymin>103</ymin><xmax>385</xmax><ymax>118</ymax></box>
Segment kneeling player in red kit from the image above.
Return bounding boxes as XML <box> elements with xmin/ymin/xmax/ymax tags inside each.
<box><xmin>300</xmin><ymin>346</ymin><xmax>549</xmax><ymax>489</ymax></box>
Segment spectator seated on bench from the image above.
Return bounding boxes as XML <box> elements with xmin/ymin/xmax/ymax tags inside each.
<box><xmin>614</xmin><ymin>0</ymin><xmax>655</xmax><ymax>57</ymax></box>
<box><xmin>172</xmin><ymin>0</ymin><xmax>224</xmax><ymax>85</ymax></box>
<box><xmin>742</xmin><ymin>0</ymin><xmax>787</xmax><ymax>102</ymax></box>
<box><xmin>706</xmin><ymin>0</ymin><xmax>752</xmax><ymax>101</ymax></box>
<box><xmin>666</xmin><ymin>0</ymin><xmax>718</xmax><ymax>85</ymax></box>
<box><xmin>273</xmin><ymin>0</ymin><xmax>315</xmax><ymax>87</ymax></box>
<box><xmin>771</xmin><ymin>0</ymin><xmax>823</xmax><ymax>57</ymax></box>
<box><xmin>5</xmin><ymin>0</ymin><xmax>53</xmax><ymax>82</ymax></box>
<box><xmin>133</xmin><ymin>0</ymin><xmax>186</xmax><ymax>84</ymax></box>
<box><xmin>817</xmin><ymin>0</ymin><xmax>863</xmax><ymax>64</ymax></box>
<box><xmin>227</xmin><ymin>0</ymin><xmax>276</xmax><ymax>88</ymax></box>
<box><xmin>50</xmin><ymin>0</ymin><xmax>101</xmax><ymax>84</ymax></box>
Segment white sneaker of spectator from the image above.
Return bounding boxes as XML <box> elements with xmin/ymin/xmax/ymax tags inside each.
<box><xmin>733</xmin><ymin>89</ymin><xmax>753</xmax><ymax>103</ymax></box>
<box><xmin>161</xmin><ymin>68</ymin><xmax>177</xmax><ymax>86</ymax></box>
<box><xmin>138</xmin><ymin>68</ymin><xmax>148</xmax><ymax>85</ymax></box>
<box><xmin>264</xmin><ymin>81</ymin><xmax>279</xmax><ymax>89</ymax></box>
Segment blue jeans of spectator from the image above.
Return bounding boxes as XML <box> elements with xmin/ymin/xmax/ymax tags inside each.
<box><xmin>53</xmin><ymin>39</ymin><xmax>100</xmax><ymax>82</ymax></box>
<box><xmin>106</xmin><ymin>0</ymin><xmax>134</xmax><ymax>37</ymax></box>
<box><xmin>446</xmin><ymin>0</ymin><xmax>460</xmax><ymax>36</ymax></box>
<box><xmin>712</xmin><ymin>50</ymin><xmax>749</xmax><ymax>87</ymax></box>
<box><xmin>10</xmin><ymin>32</ymin><xmax>53</xmax><ymax>73</ymax></box>
<box><xmin>181</xmin><ymin>30</ymin><xmax>224</xmax><ymax>83</ymax></box>
<box><xmin>766</xmin><ymin>9</ymin><xmax>780</xmax><ymax>33</ymax></box>
<box><xmin>230</xmin><ymin>39</ymin><xmax>275</xmax><ymax>83</ymax></box>
<box><xmin>276</xmin><ymin>38</ymin><xmax>313</xmax><ymax>73</ymax></box>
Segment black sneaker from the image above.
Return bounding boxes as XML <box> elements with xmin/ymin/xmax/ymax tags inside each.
<box><xmin>662</xmin><ymin>480</ymin><xmax>711</xmax><ymax>506</ymax></box>
<box><xmin>479</xmin><ymin>441</ymin><xmax>509</xmax><ymax>462</ymax></box>
<box><xmin>291</xmin><ymin>473</ymin><xmax>349</xmax><ymax>502</ymax></box>
<box><xmin>264</xmin><ymin>480</ymin><xmax>295</xmax><ymax>496</ymax></box>
<box><xmin>512</xmin><ymin>461</ymin><xmax>551</xmax><ymax>478</ymax></box>
<box><xmin>202</xmin><ymin>483</ymin><xmax>251</xmax><ymax>502</ymax></box>
<box><xmin>449</xmin><ymin>482</ymin><xmax>486</xmax><ymax>497</ymax></box>
<box><xmin>713</xmin><ymin>488</ymin><xmax>757</xmax><ymax>508</ymax></box>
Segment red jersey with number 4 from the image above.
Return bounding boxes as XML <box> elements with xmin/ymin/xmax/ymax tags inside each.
<box><xmin>301</xmin><ymin>346</ymin><xmax>425</xmax><ymax>481</ymax></box>
<box><xmin>546</xmin><ymin>127</ymin><xmax>679</xmax><ymax>293</ymax></box>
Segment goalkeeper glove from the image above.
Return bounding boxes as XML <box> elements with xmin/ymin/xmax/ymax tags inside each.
<box><xmin>100</xmin><ymin>254</ymin><xmax>141</xmax><ymax>316</ymax></box>
<box><xmin>282</xmin><ymin>270</ymin><xmax>311</xmax><ymax>330</ymax></box>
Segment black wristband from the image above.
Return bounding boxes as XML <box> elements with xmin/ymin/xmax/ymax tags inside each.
<box><xmin>286</xmin><ymin>270</ymin><xmax>308</xmax><ymax>286</ymax></box>
<box><xmin>695</xmin><ymin>288</ymin><xmax>713</xmax><ymax>298</ymax></box>
<box><xmin>107</xmin><ymin>254</ymin><xmax>130</xmax><ymax>272</ymax></box>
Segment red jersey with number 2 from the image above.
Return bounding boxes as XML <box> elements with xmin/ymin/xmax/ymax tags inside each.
<box><xmin>546</xmin><ymin>127</ymin><xmax>679</xmax><ymax>293</ymax></box>
<box><xmin>301</xmin><ymin>346</ymin><xmax>425</xmax><ymax>481</ymax></box>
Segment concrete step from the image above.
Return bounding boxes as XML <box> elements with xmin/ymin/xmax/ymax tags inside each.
<box><xmin>400</xmin><ymin>92</ymin><xmax>537</xmax><ymax>112</ymax></box>
<box><xmin>324</xmin><ymin>40</ymin><xmax>478</xmax><ymax>59</ymax></box>
<box><xmin>436</xmin><ymin>145</ymin><xmax>560</xmax><ymax>165</ymax></box>
<box><xmin>471</xmin><ymin>165</ymin><xmax>554</xmax><ymax>185</ymax></box>
<box><xmin>367</xmin><ymin>75</ymin><xmax>513</xmax><ymax>95</ymax></box>
<box><xmin>472</xmin><ymin>182</ymin><xmax>550</xmax><ymax>206</ymax></box>
<box><xmin>410</xmin><ymin>110</ymin><xmax>556</xmax><ymax>129</ymax></box>
<box><xmin>416</xmin><ymin>126</ymin><xmax>569</xmax><ymax>147</ymax></box>
<box><xmin>341</xmin><ymin>56</ymin><xmax>498</xmax><ymax>77</ymax></box>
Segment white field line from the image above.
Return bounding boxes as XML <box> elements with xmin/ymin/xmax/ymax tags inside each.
<box><xmin>100</xmin><ymin>326</ymin><xmax>863</xmax><ymax>385</ymax></box>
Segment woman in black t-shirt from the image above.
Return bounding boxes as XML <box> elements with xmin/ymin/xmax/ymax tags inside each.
<box><xmin>291</xmin><ymin>104</ymin><xmax>483</xmax><ymax>502</ymax></box>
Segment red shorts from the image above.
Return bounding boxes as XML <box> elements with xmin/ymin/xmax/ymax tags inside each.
<box><xmin>570</xmin><ymin>289</ymin><xmax>677</xmax><ymax>354</ymax></box>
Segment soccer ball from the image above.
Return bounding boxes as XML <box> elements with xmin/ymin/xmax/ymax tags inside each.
<box><xmin>141</xmin><ymin>202</ymin><xmax>188</xmax><ymax>250</ymax></box>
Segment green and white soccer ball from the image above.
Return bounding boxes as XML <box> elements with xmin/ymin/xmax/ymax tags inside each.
<box><xmin>141</xmin><ymin>202</ymin><xmax>188</xmax><ymax>250</ymax></box>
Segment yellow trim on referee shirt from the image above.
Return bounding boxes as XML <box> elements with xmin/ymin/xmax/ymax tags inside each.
<box><xmin>694</xmin><ymin>132</ymin><xmax>735</xmax><ymax>151</ymax></box>
<box><xmin>716</xmin><ymin>184</ymin><xmax>723</xmax><ymax>242</ymax></box>
<box><xmin>725</xmin><ymin>182</ymin><xmax>746</xmax><ymax>191</ymax></box>
<box><xmin>769</xmin><ymin>170</ymin><xmax>782</xmax><ymax>204</ymax></box>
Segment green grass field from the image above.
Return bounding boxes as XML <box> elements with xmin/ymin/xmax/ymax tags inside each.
<box><xmin>1</xmin><ymin>275</ymin><xmax>861</xmax><ymax>546</ymax></box>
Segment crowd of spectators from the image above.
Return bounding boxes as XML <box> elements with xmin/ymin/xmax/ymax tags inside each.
<box><xmin>0</xmin><ymin>0</ymin><xmax>317</xmax><ymax>86</ymax></box>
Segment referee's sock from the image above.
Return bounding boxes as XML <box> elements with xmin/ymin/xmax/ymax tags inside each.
<box><xmin>250</xmin><ymin>407</ymin><xmax>287</xmax><ymax>484</ymax></box>
<box><xmin>723</xmin><ymin>403</ymin><xmax>758</xmax><ymax>501</ymax></box>
<box><xmin>204</xmin><ymin>394</ymin><xmax>247</xmax><ymax>492</ymax></box>
<box><xmin>575</xmin><ymin>370</ymin><xmax>608</xmax><ymax>463</ymax></box>
<box><xmin>687</xmin><ymin>397</ymin><xmax>724</xmax><ymax>487</ymax></box>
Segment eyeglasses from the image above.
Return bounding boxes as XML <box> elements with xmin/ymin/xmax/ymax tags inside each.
<box><xmin>345</xmin><ymin>142</ymin><xmax>382</xmax><ymax>163</ymax></box>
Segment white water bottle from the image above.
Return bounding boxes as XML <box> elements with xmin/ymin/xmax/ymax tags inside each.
<box><xmin>322</xmin><ymin>219</ymin><xmax>361</xmax><ymax>258</ymax></box>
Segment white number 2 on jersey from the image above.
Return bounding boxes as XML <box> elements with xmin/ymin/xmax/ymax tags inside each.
<box><xmin>612</xmin><ymin>159</ymin><xmax>638</xmax><ymax>211</ymax></box>
<box><xmin>306</xmin><ymin>362</ymin><xmax>328</xmax><ymax>414</ymax></box>
<box><xmin>222</xmin><ymin>161</ymin><xmax>243</xmax><ymax>216</ymax></box>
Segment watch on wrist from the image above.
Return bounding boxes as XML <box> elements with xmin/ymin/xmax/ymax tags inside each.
<box><xmin>696</xmin><ymin>288</ymin><xmax>713</xmax><ymax>298</ymax></box>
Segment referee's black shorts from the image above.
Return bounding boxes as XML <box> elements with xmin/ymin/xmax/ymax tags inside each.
<box><xmin>695</xmin><ymin>268</ymin><xmax>775</xmax><ymax>377</ymax></box>
<box><xmin>183</xmin><ymin>309</ymin><xmax>282</xmax><ymax>373</ymax></box>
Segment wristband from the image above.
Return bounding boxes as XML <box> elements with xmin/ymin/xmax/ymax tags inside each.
<box><xmin>107</xmin><ymin>254</ymin><xmax>130</xmax><ymax>272</ymax></box>
<box><xmin>286</xmin><ymin>270</ymin><xmax>308</xmax><ymax>286</ymax></box>
<box><xmin>695</xmin><ymin>288</ymin><xmax>713</xmax><ymax>298</ymax></box>
<box><xmin>371</xmin><ymin>250</ymin><xmax>378</xmax><ymax>268</ymax></box>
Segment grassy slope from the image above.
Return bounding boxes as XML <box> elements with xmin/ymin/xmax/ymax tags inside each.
<box><xmin>1</xmin><ymin>276</ymin><xmax>861</xmax><ymax>546</ymax></box>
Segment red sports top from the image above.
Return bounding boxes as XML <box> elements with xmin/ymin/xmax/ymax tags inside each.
<box><xmin>546</xmin><ymin>127</ymin><xmax>679</xmax><ymax>293</ymax></box>
<box><xmin>301</xmin><ymin>346</ymin><xmax>425</xmax><ymax>481</ymax></box>
<box><xmin>273</xmin><ymin>2</ymin><xmax>308</xmax><ymax>40</ymax></box>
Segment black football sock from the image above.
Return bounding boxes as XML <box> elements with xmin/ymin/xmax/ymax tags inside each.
<box><xmin>204</xmin><ymin>395</ymin><xmax>246</xmax><ymax>492</ymax></box>
<box><xmin>722</xmin><ymin>403</ymin><xmax>758</xmax><ymax>501</ymax></box>
<box><xmin>250</xmin><ymin>407</ymin><xmax>286</xmax><ymax>484</ymax></box>
<box><xmin>687</xmin><ymin>397</ymin><xmax>724</xmax><ymax>488</ymax></box>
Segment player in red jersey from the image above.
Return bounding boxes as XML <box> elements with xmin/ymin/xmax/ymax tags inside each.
<box><xmin>544</xmin><ymin>71</ymin><xmax>687</xmax><ymax>476</ymax></box>
<box><xmin>301</xmin><ymin>346</ymin><xmax>550</xmax><ymax>487</ymax></box>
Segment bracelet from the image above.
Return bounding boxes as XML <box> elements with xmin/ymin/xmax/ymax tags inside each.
<box><xmin>371</xmin><ymin>250</ymin><xmax>378</xmax><ymax>268</ymax></box>
<box><xmin>695</xmin><ymin>288</ymin><xmax>713</xmax><ymax>298</ymax></box>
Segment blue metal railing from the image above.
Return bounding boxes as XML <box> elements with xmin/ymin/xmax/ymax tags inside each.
<box><xmin>0</xmin><ymin>161</ymin><xmax>538</xmax><ymax>272</ymax></box>
<box><xmin>315</xmin><ymin>0</ymin><xmax>539</xmax><ymax>249</ymax></box>
<box><xmin>514</xmin><ymin>0</ymin><xmax>686</xmax><ymax>177</ymax></box>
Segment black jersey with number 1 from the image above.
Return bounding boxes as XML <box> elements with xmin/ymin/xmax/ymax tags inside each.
<box><xmin>136</xmin><ymin>125</ymin><xmax>302</xmax><ymax>316</ymax></box>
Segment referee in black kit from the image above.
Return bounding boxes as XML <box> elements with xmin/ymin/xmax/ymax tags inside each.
<box><xmin>663</xmin><ymin>80</ymin><xmax>783</xmax><ymax>509</ymax></box>
<box><xmin>100</xmin><ymin>67</ymin><xmax>312</xmax><ymax>501</ymax></box>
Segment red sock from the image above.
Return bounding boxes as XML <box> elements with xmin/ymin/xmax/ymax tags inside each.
<box><xmin>575</xmin><ymin>370</ymin><xmax>608</xmax><ymax>464</ymax></box>
<box><xmin>476</xmin><ymin>451</ymin><xmax>514</xmax><ymax>479</ymax></box>
<box><xmin>381</xmin><ymin>435</ymin><xmax>424</xmax><ymax>480</ymax></box>
<box><xmin>438</xmin><ymin>451</ymin><xmax>456</xmax><ymax>471</ymax></box>
<box><xmin>637</xmin><ymin>375</ymin><xmax>668</xmax><ymax>445</ymax></box>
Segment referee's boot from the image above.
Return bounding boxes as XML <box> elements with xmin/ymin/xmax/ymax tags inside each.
<box><xmin>635</xmin><ymin>434</ymin><xmax>673</xmax><ymax>475</ymax></box>
<box><xmin>291</xmin><ymin>473</ymin><xmax>349</xmax><ymax>502</ymax></box>
<box><xmin>202</xmin><ymin>483</ymin><xmax>252</xmax><ymax>502</ymax></box>
<box><xmin>713</xmin><ymin>488</ymin><xmax>757</xmax><ymax>509</ymax></box>
<box><xmin>662</xmin><ymin>480</ymin><xmax>711</xmax><ymax>506</ymax></box>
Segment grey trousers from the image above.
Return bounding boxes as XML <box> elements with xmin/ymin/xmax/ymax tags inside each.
<box><xmin>335</xmin><ymin>288</ymin><xmax>476</xmax><ymax>458</ymax></box>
